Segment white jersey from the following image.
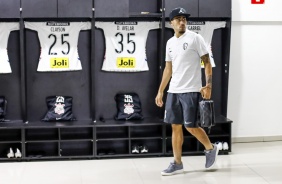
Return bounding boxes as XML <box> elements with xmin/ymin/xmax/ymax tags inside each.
<box><xmin>25</xmin><ymin>21</ymin><xmax>91</xmax><ymax>72</ymax></box>
<box><xmin>166</xmin><ymin>30</ymin><xmax>208</xmax><ymax>93</ymax></box>
<box><xmin>166</xmin><ymin>21</ymin><xmax>226</xmax><ymax>67</ymax></box>
<box><xmin>0</xmin><ymin>22</ymin><xmax>19</xmax><ymax>74</ymax></box>
<box><xmin>95</xmin><ymin>21</ymin><xmax>159</xmax><ymax>72</ymax></box>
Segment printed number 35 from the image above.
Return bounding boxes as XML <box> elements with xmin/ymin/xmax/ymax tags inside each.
<box><xmin>115</xmin><ymin>32</ymin><xmax>136</xmax><ymax>54</ymax></box>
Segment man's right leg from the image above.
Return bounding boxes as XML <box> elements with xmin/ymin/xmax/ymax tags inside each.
<box><xmin>162</xmin><ymin>93</ymin><xmax>184</xmax><ymax>176</ymax></box>
<box><xmin>172</xmin><ymin>124</ymin><xmax>183</xmax><ymax>164</ymax></box>
<box><xmin>161</xmin><ymin>124</ymin><xmax>184</xmax><ymax>176</ymax></box>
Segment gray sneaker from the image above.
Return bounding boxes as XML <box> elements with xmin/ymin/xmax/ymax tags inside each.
<box><xmin>161</xmin><ymin>161</ymin><xmax>184</xmax><ymax>176</ymax></box>
<box><xmin>204</xmin><ymin>144</ymin><xmax>219</xmax><ymax>169</ymax></box>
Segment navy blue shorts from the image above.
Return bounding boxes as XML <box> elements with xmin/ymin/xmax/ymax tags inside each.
<box><xmin>164</xmin><ymin>92</ymin><xmax>201</xmax><ymax>128</ymax></box>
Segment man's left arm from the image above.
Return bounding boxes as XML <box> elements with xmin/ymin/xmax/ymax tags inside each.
<box><xmin>200</xmin><ymin>53</ymin><xmax>212</xmax><ymax>99</ymax></box>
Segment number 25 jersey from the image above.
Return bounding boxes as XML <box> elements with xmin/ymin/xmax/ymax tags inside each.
<box><xmin>25</xmin><ymin>22</ymin><xmax>91</xmax><ymax>72</ymax></box>
<box><xmin>95</xmin><ymin>22</ymin><xmax>159</xmax><ymax>72</ymax></box>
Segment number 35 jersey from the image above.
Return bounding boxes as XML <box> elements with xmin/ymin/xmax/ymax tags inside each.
<box><xmin>25</xmin><ymin>22</ymin><xmax>91</xmax><ymax>72</ymax></box>
<box><xmin>0</xmin><ymin>22</ymin><xmax>19</xmax><ymax>74</ymax></box>
<box><xmin>95</xmin><ymin>22</ymin><xmax>159</xmax><ymax>72</ymax></box>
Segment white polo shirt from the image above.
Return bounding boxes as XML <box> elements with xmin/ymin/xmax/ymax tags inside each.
<box><xmin>166</xmin><ymin>30</ymin><xmax>208</xmax><ymax>93</ymax></box>
<box><xmin>166</xmin><ymin>21</ymin><xmax>226</xmax><ymax>67</ymax></box>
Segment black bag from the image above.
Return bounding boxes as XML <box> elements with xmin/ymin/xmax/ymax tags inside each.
<box><xmin>115</xmin><ymin>93</ymin><xmax>143</xmax><ymax>120</ymax></box>
<box><xmin>42</xmin><ymin>96</ymin><xmax>76</xmax><ymax>121</ymax></box>
<box><xmin>199</xmin><ymin>100</ymin><xmax>215</xmax><ymax>133</ymax></box>
<box><xmin>0</xmin><ymin>96</ymin><xmax>7</xmax><ymax>121</ymax></box>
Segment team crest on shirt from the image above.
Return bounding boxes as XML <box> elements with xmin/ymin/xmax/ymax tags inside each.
<box><xmin>183</xmin><ymin>43</ymin><xmax>188</xmax><ymax>50</ymax></box>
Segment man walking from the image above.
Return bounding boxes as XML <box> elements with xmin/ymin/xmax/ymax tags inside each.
<box><xmin>155</xmin><ymin>7</ymin><xmax>219</xmax><ymax>176</ymax></box>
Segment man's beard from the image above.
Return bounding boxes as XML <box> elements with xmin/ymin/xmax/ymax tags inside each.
<box><xmin>178</xmin><ymin>26</ymin><xmax>186</xmax><ymax>34</ymax></box>
<box><xmin>179</xmin><ymin>30</ymin><xmax>185</xmax><ymax>34</ymax></box>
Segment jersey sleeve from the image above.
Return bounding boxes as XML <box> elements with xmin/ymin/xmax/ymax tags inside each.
<box><xmin>24</xmin><ymin>22</ymin><xmax>42</xmax><ymax>31</ymax></box>
<box><xmin>80</xmin><ymin>22</ymin><xmax>91</xmax><ymax>30</ymax></box>
<box><xmin>211</xmin><ymin>21</ymin><xmax>226</xmax><ymax>29</ymax></box>
<box><xmin>165</xmin><ymin>21</ymin><xmax>172</xmax><ymax>29</ymax></box>
<box><xmin>95</xmin><ymin>21</ymin><xmax>104</xmax><ymax>29</ymax></box>
<box><xmin>7</xmin><ymin>22</ymin><xmax>19</xmax><ymax>31</ymax></box>
<box><xmin>144</xmin><ymin>21</ymin><xmax>160</xmax><ymax>30</ymax></box>
<box><xmin>95</xmin><ymin>22</ymin><xmax>113</xmax><ymax>32</ymax></box>
<box><xmin>194</xmin><ymin>34</ymin><xmax>208</xmax><ymax>57</ymax></box>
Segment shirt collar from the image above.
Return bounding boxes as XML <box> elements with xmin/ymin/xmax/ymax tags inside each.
<box><xmin>174</xmin><ymin>29</ymin><xmax>187</xmax><ymax>39</ymax></box>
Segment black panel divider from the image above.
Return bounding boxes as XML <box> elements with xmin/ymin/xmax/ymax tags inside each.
<box><xmin>128</xmin><ymin>127</ymin><xmax>131</xmax><ymax>155</ymax></box>
<box><xmin>91</xmin><ymin>7</ymin><xmax>96</xmax><ymax>121</ymax></box>
<box><xmin>158</xmin><ymin>0</ymin><xmax>166</xmax><ymax>119</ymax></box>
<box><xmin>20</xmin><ymin>11</ymin><xmax>26</xmax><ymax>122</ymax></box>
<box><xmin>0</xmin><ymin>0</ymin><xmax>232</xmax><ymax>161</ymax></box>
<box><xmin>93</xmin><ymin>126</ymin><xmax>100</xmax><ymax>157</ymax></box>
<box><xmin>58</xmin><ymin>128</ymin><xmax>61</xmax><ymax>157</ymax></box>
<box><xmin>22</xmin><ymin>128</ymin><xmax>25</xmax><ymax>157</ymax></box>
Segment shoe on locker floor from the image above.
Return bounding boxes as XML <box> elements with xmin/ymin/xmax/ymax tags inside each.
<box><xmin>131</xmin><ymin>145</ymin><xmax>139</xmax><ymax>154</ymax></box>
<box><xmin>215</xmin><ymin>141</ymin><xmax>223</xmax><ymax>150</ymax></box>
<box><xmin>140</xmin><ymin>145</ymin><xmax>148</xmax><ymax>153</ymax></box>
<box><xmin>223</xmin><ymin>142</ymin><xmax>229</xmax><ymax>150</ymax></box>
<box><xmin>15</xmin><ymin>148</ymin><xmax>22</xmax><ymax>158</ymax></box>
<box><xmin>7</xmin><ymin>148</ymin><xmax>14</xmax><ymax>158</ymax></box>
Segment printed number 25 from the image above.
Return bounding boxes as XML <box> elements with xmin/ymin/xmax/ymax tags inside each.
<box><xmin>115</xmin><ymin>33</ymin><xmax>136</xmax><ymax>54</ymax></box>
<box><xmin>48</xmin><ymin>34</ymin><xmax>70</xmax><ymax>55</ymax></box>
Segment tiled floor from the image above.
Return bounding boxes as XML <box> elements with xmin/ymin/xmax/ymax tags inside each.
<box><xmin>0</xmin><ymin>141</ymin><xmax>282</xmax><ymax>184</ymax></box>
